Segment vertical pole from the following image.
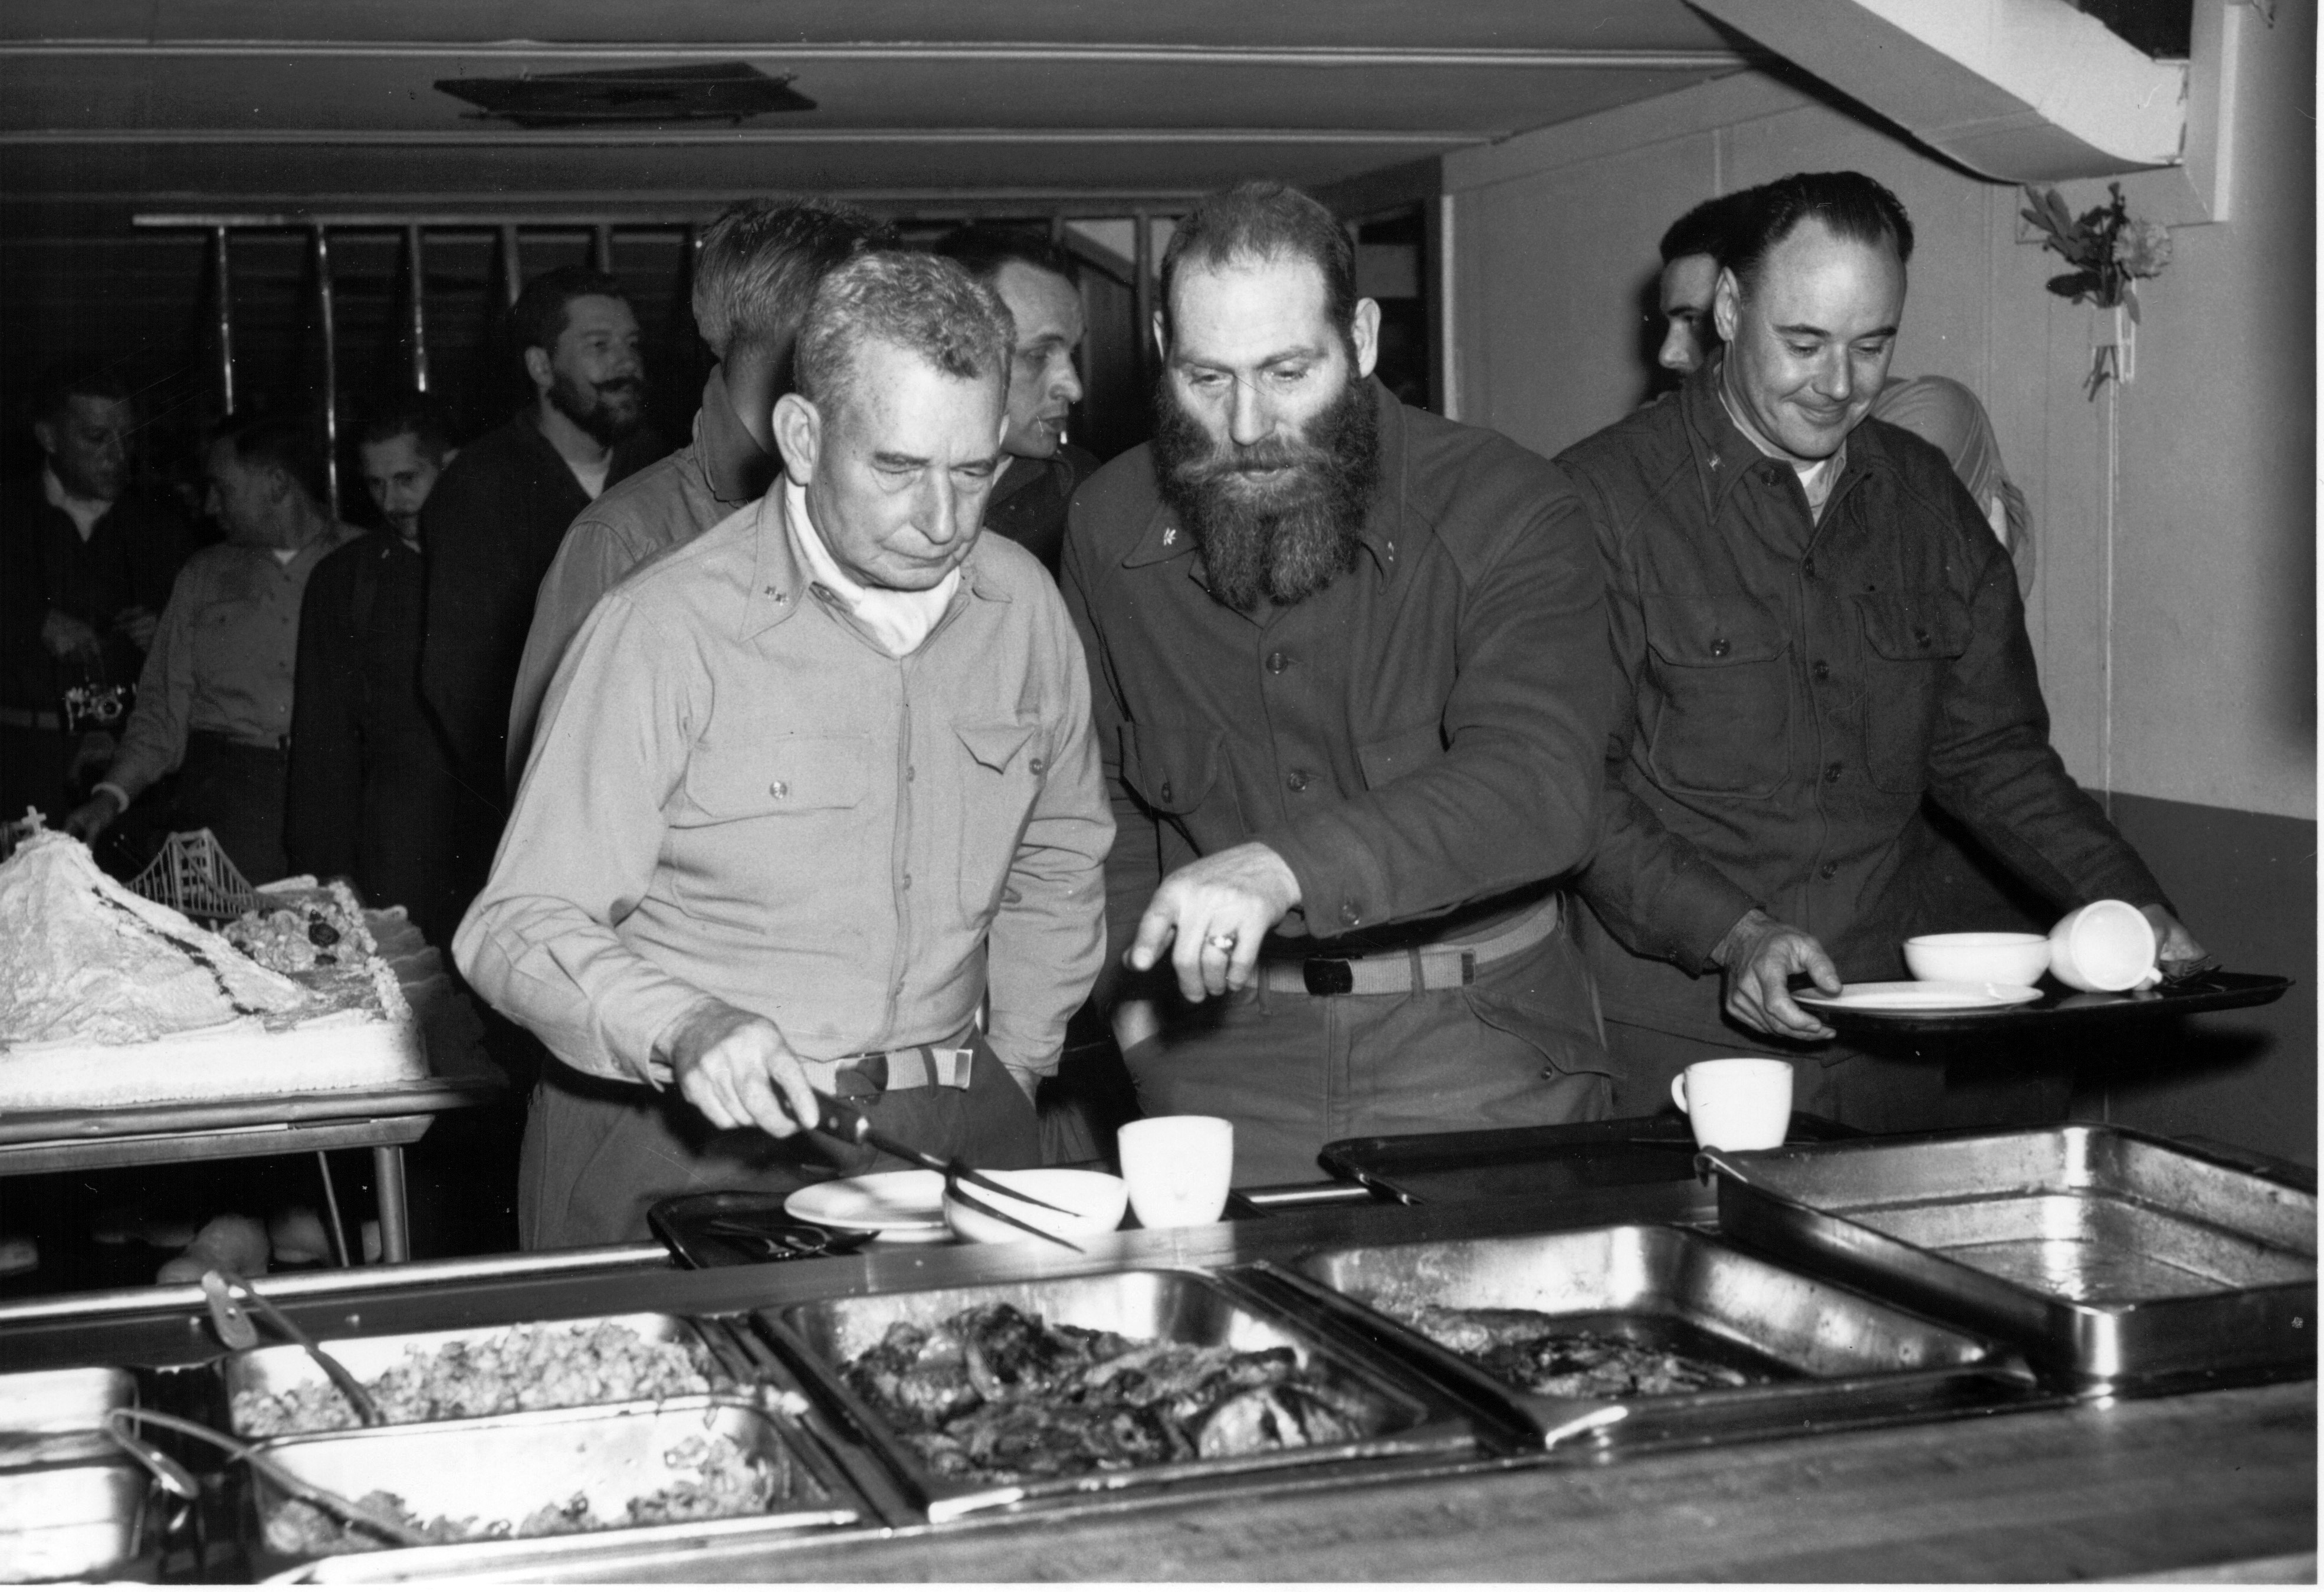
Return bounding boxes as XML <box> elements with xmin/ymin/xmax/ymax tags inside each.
<box><xmin>591</xmin><ymin>223</ymin><xmax>612</xmax><ymax>273</ymax></box>
<box><xmin>404</xmin><ymin>224</ymin><xmax>431</xmax><ymax>393</ymax></box>
<box><xmin>373</xmin><ymin>1144</ymin><xmax>411</xmax><ymax>1263</ymax></box>
<box><xmin>211</xmin><ymin>227</ymin><xmax>238</xmax><ymax>415</ymax></box>
<box><xmin>312</xmin><ymin>227</ymin><xmax>342</xmax><ymax>519</ymax></box>
<box><xmin>1131</xmin><ymin>208</ymin><xmax>1155</xmax><ymax>394</ymax></box>
<box><xmin>499</xmin><ymin>224</ymin><xmax>523</xmax><ymax>307</ymax></box>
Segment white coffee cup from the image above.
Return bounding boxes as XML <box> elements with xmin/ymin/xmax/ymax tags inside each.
<box><xmin>1670</xmin><ymin>1058</ymin><xmax>1794</xmax><ymax>1151</ymax></box>
<box><xmin>1117</xmin><ymin>1115</ymin><xmax>1235</xmax><ymax>1229</ymax></box>
<box><xmin>2049</xmin><ymin>899</ymin><xmax>2161</xmax><ymax>992</ymax></box>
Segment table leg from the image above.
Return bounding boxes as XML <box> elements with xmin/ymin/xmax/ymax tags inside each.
<box><xmin>372</xmin><ymin>1144</ymin><xmax>411</xmax><ymax>1263</ymax></box>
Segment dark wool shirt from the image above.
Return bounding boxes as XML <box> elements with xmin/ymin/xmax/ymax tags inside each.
<box><xmin>1063</xmin><ymin>379</ymin><xmax>1609</xmax><ymax>973</ymax></box>
<box><xmin>0</xmin><ymin>476</ymin><xmax>192</xmax><ymax>715</ymax></box>
<box><xmin>1558</xmin><ymin>360</ymin><xmax>2167</xmax><ymax>1043</ymax></box>
<box><xmin>983</xmin><ymin>443</ymin><xmax>1099</xmax><ymax>579</ymax></box>
<box><xmin>416</xmin><ymin>408</ymin><xmax>664</xmax><ymax>809</ymax></box>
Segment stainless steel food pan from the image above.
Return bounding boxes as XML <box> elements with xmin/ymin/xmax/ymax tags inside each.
<box><xmin>759</xmin><ymin>1268</ymin><xmax>1476</xmax><ymax>1522</ymax></box>
<box><xmin>1248</xmin><ymin>1224</ymin><xmax>2034</xmax><ymax>1450</ymax></box>
<box><xmin>227</xmin><ymin>1312</ymin><xmax>720</xmax><ymax>1437</ymax></box>
<box><xmin>1706</xmin><ymin>1126</ymin><xmax>2318</xmax><ymax>1389</ymax></box>
<box><xmin>248</xmin><ymin>1396</ymin><xmax>858</xmax><ymax>1577</ymax></box>
<box><xmin>0</xmin><ymin>1366</ymin><xmax>136</xmax><ymax>1470</ymax></box>
<box><xmin>0</xmin><ymin>1463</ymin><xmax>144</xmax><ymax>1581</ymax></box>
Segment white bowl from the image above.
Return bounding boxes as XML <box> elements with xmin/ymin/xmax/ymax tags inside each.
<box><xmin>1903</xmin><ymin>931</ymin><xmax>2051</xmax><ymax>986</ymax></box>
<box><xmin>941</xmin><ymin>1169</ymin><xmax>1128</xmax><ymax>1245</ymax></box>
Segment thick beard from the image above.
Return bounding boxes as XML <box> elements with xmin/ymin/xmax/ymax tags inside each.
<box><xmin>1153</xmin><ymin>370</ymin><xmax>1380</xmax><ymax>613</ymax></box>
<box><xmin>548</xmin><ymin>369</ymin><xmax>645</xmax><ymax>446</ymax></box>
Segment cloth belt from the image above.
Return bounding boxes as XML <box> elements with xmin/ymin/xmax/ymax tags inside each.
<box><xmin>800</xmin><ymin>1030</ymin><xmax>976</xmax><ymax>1097</ymax></box>
<box><xmin>0</xmin><ymin>707</ymin><xmax>62</xmax><ymax>732</ymax></box>
<box><xmin>1258</xmin><ymin>892</ymin><xmax>1563</xmax><ymax>997</ymax></box>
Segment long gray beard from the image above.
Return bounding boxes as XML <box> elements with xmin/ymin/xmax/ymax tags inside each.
<box><xmin>1153</xmin><ymin>373</ymin><xmax>1380</xmax><ymax>613</ymax></box>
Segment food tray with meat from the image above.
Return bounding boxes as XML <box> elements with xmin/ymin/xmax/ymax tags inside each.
<box><xmin>1704</xmin><ymin>1126</ymin><xmax>2316</xmax><ymax>1391</ymax></box>
<box><xmin>245</xmin><ymin>1396</ymin><xmax>861</xmax><ymax>1579</ymax></box>
<box><xmin>1241</xmin><ymin>1224</ymin><xmax>2040</xmax><ymax>1452</ymax></box>
<box><xmin>0</xmin><ymin>1365</ymin><xmax>136</xmax><ymax>1470</ymax></box>
<box><xmin>0</xmin><ymin>1463</ymin><xmax>146</xmax><ymax>1583</ymax></box>
<box><xmin>227</xmin><ymin>1314</ymin><xmax>727</xmax><ymax>1437</ymax></box>
<box><xmin>756</xmin><ymin>1269</ymin><xmax>1476</xmax><ymax>1521</ymax></box>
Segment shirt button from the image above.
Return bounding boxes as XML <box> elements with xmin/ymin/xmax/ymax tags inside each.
<box><xmin>769</xmin><ymin>780</ymin><xmax>789</xmax><ymax>797</ymax></box>
<box><xmin>1803</xmin><ymin>556</ymin><xmax>1819</xmax><ymax>577</ymax></box>
<box><xmin>902</xmin><ymin>872</ymin><xmax>912</xmax><ymax>889</ymax></box>
<box><xmin>1028</xmin><ymin>756</ymin><xmax>1045</xmax><ymax>775</ymax></box>
<box><xmin>1342</xmin><ymin>899</ymin><xmax>1362</xmax><ymax>925</ymax></box>
<box><xmin>1159</xmin><ymin>780</ymin><xmax>1173</xmax><ymax>803</ymax></box>
<box><xmin>1824</xmin><ymin>762</ymin><xmax>1843</xmax><ymax>783</ymax></box>
<box><xmin>905</xmin><ymin>766</ymin><xmax>915</xmax><ymax>782</ymax></box>
<box><xmin>1709</xmin><ymin>638</ymin><xmax>1731</xmax><ymax>659</ymax></box>
<box><xmin>1819</xmin><ymin>862</ymin><xmax>1839</xmax><ymax>880</ymax></box>
<box><xmin>1266</xmin><ymin>651</ymin><xmax>1289</xmax><ymax>674</ymax></box>
<box><xmin>1286</xmin><ymin>770</ymin><xmax>1310</xmax><ymax>793</ymax></box>
<box><xmin>1812</xmin><ymin>659</ymin><xmax>1831</xmax><ymax>681</ymax></box>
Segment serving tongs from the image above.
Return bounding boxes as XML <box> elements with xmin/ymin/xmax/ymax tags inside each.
<box><xmin>201</xmin><ymin>1268</ymin><xmax>385</xmax><ymax>1426</ymax></box>
<box><xmin>104</xmin><ymin>1408</ymin><xmax>426</xmax><ymax>1550</ymax></box>
<box><xmin>809</xmin><ymin>1089</ymin><xmax>1084</xmax><ymax>1252</ymax></box>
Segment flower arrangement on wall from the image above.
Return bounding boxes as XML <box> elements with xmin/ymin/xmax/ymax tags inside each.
<box><xmin>2021</xmin><ymin>182</ymin><xmax>2172</xmax><ymax>397</ymax></box>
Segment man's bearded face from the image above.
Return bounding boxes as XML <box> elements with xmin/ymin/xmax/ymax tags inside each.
<box><xmin>539</xmin><ymin>293</ymin><xmax>646</xmax><ymax>446</ymax></box>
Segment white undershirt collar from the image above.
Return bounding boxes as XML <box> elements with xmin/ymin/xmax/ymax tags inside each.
<box><xmin>784</xmin><ymin>475</ymin><xmax>958</xmax><ymax>658</ymax></box>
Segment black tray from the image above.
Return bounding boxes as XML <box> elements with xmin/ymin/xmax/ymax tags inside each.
<box><xmin>649</xmin><ymin>1191</ymin><xmax>873</xmax><ymax>1268</ymax></box>
<box><xmin>1317</xmin><ymin>1113</ymin><xmax>1862</xmax><ymax>1206</ymax></box>
<box><xmin>1799</xmin><ymin>970</ymin><xmax>2291</xmax><ymax>1039</ymax></box>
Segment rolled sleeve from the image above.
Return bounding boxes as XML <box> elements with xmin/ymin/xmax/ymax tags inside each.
<box><xmin>103</xmin><ymin>563</ymin><xmax>201</xmax><ymax>805</ymax></box>
<box><xmin>452</xmin><ymin>592</ymin><xmax>713</xmax><ymax>1085</ymax></box>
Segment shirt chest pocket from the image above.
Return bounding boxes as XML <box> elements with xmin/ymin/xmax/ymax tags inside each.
<box><xmin>189</xmin><ymin>598</ymin><xmax>260</xmax><ymax>684</ymax></box>
<box><xmin>954</xmin><ymin>718</ymin><xmax>1045</xmax><ymax>923</ymax></box>
<box><xmin>670</xmin><ymin>732</ymin><xmax>873</xmax><ymax>927</ymax></box>
<box><xmin>1640</xmin><ymin>593</ymin><xmax>1791</xmax><ymax>799</ymax></box>
<box><xmin>1118</xmin><ymin>721</ymin><xmax>1242</xmax><ymax>846</ymax></box>
<box><xmin>1854</xmin><ymin>594</ymin><xmax>1971</xmax><ymax>793</ymax></box>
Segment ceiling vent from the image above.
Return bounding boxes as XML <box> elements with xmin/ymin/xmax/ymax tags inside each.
<box><xmin>435</xmin><ymin>62</ymin><xmax>815</xmax><ymax>128</ymax></box>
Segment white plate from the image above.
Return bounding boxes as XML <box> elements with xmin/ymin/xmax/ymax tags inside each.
<box><xmin>1796</xmin><ymin>980</ymin><xmax>2045</xmax><ymax>1013</ymax></box>
<box><xmin>785</xmin><ymin>1170</ymin><xmax>949</xmax><ymax>1236</ymax></box>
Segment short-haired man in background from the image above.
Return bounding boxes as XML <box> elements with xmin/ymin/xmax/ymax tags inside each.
<box><xmin>1561</xmin><ymin>170</ymin><xmax>2201</xmax><ymax>1131</ymax></box>
<box><xmin>457</xmin><ymin>252</ymin><xmax>1111</xmax><ymax>1248</ymax></box>
<box><xmin>1652</xmin><ymin>190</ymin><xmax>1760</xmax><ymax>383</ymax></box>
<box><xmin>934</xmin><ymin>226</ymin><xmax>1100</xmax><ymax>577</ymax></box>
<box><xmin>67</xmin><ymin>410</ymin><xmax>358</xmax><ymax>884</ymax></box>
<box><xmin>505</xmin><ymin>201</ymin><xmax>889</xmax><ymax>783</ymax></box>
<box><xmin>1</xmin><ymin>364</ymin><xmax>192</xmax><ymax>827</ymax></box>
<box><xmin>285</xmin><ymin>392</ymin><xmax>475</xmax><ymax>945</ymax></box>
<box><xmin>1065</xmin><ymin>180</ymin><xmax>1613</xmax><ymax>1186</ymax></box>
<box><xmin>419</xmin><ymin>266</ymin><xmax>667</xmax><ymax>911</ymax></box>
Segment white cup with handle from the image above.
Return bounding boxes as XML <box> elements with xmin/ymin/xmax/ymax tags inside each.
<box><xmin>1670</xmin><ymin>1058</ymin><xmax>1794</xmax><ymax>1151</ymax></box>
<box><xmin>1117</xmin><ymin>1115</ymin><xmax>1235</xmax><ymax>1229</ymax></box>
<box><xmin>2049</xmin><ymin>899</ymin><xmax>2161</xmax><ymax>992</ymax></box>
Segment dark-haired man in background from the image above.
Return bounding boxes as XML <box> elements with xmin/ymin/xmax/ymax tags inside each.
<box><xmin>1</xmin><ymin>365</ymin><xmax>192</xmax><ymax>827</ymax></box>
<box><xmin>935</xmin><ymin>226</ymin><xmax>1100</xmax><ymax>577</ymax></box>
<box><xmin>1560</xmin><ymin>170</ymin><xmax>2202</xmax><ymax>1130</ymax></box>
<box><xmin>419</xmin><ymin>267</ymin><xmax>665</xmax><ymax>910</ymax></box>
<box><xmin>1651</xmin><ymin>190</ymin><xmax>1761</xmax><ymax>385</ymax></box>
<box><xmin>285</xmin><ymin>393</ymin><xmax>474</xmax><ymax>944</ymax></box>
<box><xmin>505</xmin><ymin>201</ymin><xmax>887</xmax><ymax>784</ymax></box>
<box><xmin>1065</xmin><ymin>181</ymin><xmax>1613</xmax><ymax>1186</ymax></box>
<box><xmin>67</xmin><ymin>411</ymin><xmax>358</xmax><ymax>884</ymax></box>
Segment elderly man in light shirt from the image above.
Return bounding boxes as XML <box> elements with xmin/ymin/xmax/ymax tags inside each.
<box><xmin>455</xmin><ymin>252</ymin><xmax>1112</xmax><ymax>1249</ymax></box>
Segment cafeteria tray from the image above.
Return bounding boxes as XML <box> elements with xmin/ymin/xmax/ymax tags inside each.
<box><xmin>1240</xmin><ymin>1224</ymin><xmax>2039</xmax><ymax>1452</ymax></box>
<box><xmin>226</xmin><ymin>1311</ymin><xmax>726</xmax><ymax>1437</ymax></box>
<box><xmin>0</xmin><ymin>1463</ymin><xmax>145</xmax><ymax>1581</ymax></box>
<box><xmin>1317</xmin><ymin>1112</ymin><xmax>1862</xmax><ymax>1206</ymax></box>
<box><xmin>1706</xmin><ymin>1125</ymin><xmax>2317</xmax><ymax>1390</ymax></box>
<box><xmin>246</xmin><ymin>1395</ymin><xmax>860</xmax><ymax>1579</ymax></box>
<box><xmin>756</xmin><ymin>1268</ymin><xmax>1479</xmax><ymax>1522</ymax></box>
<box><xmin>1799</xmin><ymin>969</ymin><xmax>2290</xmax><ymax>1039</ymax></box>
<box><xmin>0</xmin><ymin>1365</ymin><xmax>136</xmax><ymax>1469</ymax></box>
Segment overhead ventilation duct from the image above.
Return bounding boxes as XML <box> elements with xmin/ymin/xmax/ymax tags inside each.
<box><xmin>435</xmin><ymin>62</ymin><xmax>815</xmax><ymax>128</ymax></box>
<box><xmin>1688</xmin><ymin>0</ymin><xmax>2187</xmax><ymax>181</ymax></box>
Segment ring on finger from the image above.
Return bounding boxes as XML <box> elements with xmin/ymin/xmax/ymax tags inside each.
<box><xmin>1204</xmin><ymin>932</ymin><xmax>1237</xmax><ymax>953</ymax></box>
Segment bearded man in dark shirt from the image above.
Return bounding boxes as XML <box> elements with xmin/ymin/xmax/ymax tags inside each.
<box><xmin>1065</xmin><ymin>180</ymin><xmax>1613</xmax><ymax>1186</ymax></box>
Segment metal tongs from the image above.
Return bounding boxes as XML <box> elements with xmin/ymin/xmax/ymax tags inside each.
<box><xmin>202</xmin><ymin>1268</ymin><xmax>384</xmax><ymax>1426</ymax></box>
<box><xmin>105</xmin><ymin>1408</ymin><xmax>426</xmax><ymax>1550</ymax></box>
<box><xmin>809</xmin><ymin>1089</ymin><xmax>1085</xmax><ymax>1252</ymax></box>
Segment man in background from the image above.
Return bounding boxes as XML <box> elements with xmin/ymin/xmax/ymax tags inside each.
<box><xmin>67</xmin><ymin>410</ymin><xmax>357</xmax><ymax>884</ymax></box>
<box><xmin>935</xmin><ymin>226</ymin><xmax>1101</xmax><ymax>577</ymax></box>
<box><xmin>1</xmin><ymin>364</ymin><xmax>192</xmax><ymax>827</ymax></box>
<box><xmin>505</xmin><ymin>201</ymin><xmax>888</xmax><ymax>784</ymax></box>
<box><xmin>458</xmin><ymin>253</ymin><xmax>1109</xmax><ymax>1247</ymax></box>
<box><xmin>419</xmin><ymin>267</ymin><xmax>666</xmax><ymax>910</ymax></box>
<box><xmin>285</xmin><ymin>393</ymin><xmax>476</xmax><ymax>945</ymax></box>
<box><xmin>1651</xmin><ymin>191</ymin><xmax>1760</xmax><ymax>385</ymax></box>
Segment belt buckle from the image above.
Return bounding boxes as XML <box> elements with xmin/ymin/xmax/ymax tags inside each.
<box><xmin>1302</xmin><ymin>958</ymin><xmax>1354</xmax><ymax>997</ymax></box>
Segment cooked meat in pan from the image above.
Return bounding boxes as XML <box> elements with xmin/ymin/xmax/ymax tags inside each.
<box><xmin>1398</xmin><ymin>1305</ymin><xmax>1760</xmax><ymax>1399</ymax></box>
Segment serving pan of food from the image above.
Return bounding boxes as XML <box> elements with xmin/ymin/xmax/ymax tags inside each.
<box><xmin>0</xmin><ymin>1462</ymin><xmax>146</xmax><ymax>1582</ymax></box>
<box><xmin>226</xmin><ymin>1312</ymin><xmax>731</xmax><ymax>1437</ymax></box>
<box><xmin>0</xmin><ymin>1365</ymin><xmax>137</xmax><ymax>1469</ymax></box>
<box><xmin>754</xmin><ymin>1268</ymin><xmax>1478</xmax><ymax>1521</ymax></box>
<box><xmin>1703</xmin><ymin>1126</ymin><xmax>2316</xmax><ymax>1390</ymax></box>
<box><xmin>1237</xmin><ymin>1224</ymin><xmax>2039</xmax><ymax>1453</ymax></box>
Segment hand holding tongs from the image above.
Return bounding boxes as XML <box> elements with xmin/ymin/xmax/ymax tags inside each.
<box><xmin>808</xmin><ymin>1089</ymin><xmax>1084</xmax><ymax>1252</ymax></box>
<box><xmin>202</xmin><ymin>1268</ymin><xmax>384</xmax><ymax>1426</ymax></box>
